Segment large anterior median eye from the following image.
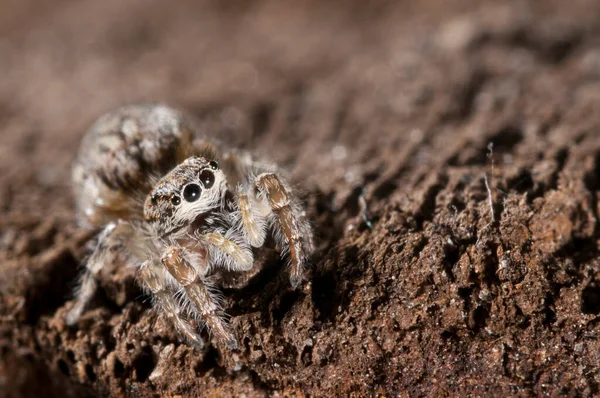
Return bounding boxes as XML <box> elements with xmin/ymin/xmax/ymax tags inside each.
<box><xmin>199</xmin><ymin>169</ymin><xmax>215</xmax><ymax>189</ymax></box>
<box><xmin>183</xmin><ymin>184</ymin><xmax>202</xmax><ymax>202</ymax></box>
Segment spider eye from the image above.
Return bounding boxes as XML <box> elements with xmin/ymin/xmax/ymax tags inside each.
<box><xmin>209</xmin><ymin>160</ymin><xmax>219</xmax><ymax>170</ymax></box>
<box><xmin>183</xmin><ymin>184</ymin><xmax>202</xmax><ymax>202</ymax></box>
<box><xmin>151</xmin><ymin>194</ymin><xmax>158</xmax><ymax>205</ymax></box>
<box><xmin>171</xmin><ymin>195</ymin><xmax>181</xmax><ymax>206</ymax></box>
<box><xmin>199</xmin><ymin>169</ymin><xmax>215</xmax><ymax>189</ymax></box>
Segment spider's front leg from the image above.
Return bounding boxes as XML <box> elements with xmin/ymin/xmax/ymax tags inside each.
<box><xmin>160</xmin><ymin>245</ymin><xmax>239</xmax><ymax>349</ymax></box>
<box><xmin>247</xmin><ymin>173</ymin><xmax>314</xmax><ymax>288</ymax></box>
<box><xmin>139</xmin><ymin>259</ymin><xmax>204</xmax><ymax>348</ymax></box>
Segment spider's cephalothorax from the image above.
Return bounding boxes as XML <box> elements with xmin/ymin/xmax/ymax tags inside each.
<box><xmin>143</xmin><ymin>156</ymin><xmax>225</xmax><ymax>236</ymax></box>
<box><xmin>66</xmin><ymin>104</ymin><xmax>314</xmax><ymax>349</ymax></box>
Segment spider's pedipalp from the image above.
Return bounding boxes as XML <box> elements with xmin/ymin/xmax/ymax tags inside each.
<box><xmin>237</xmin><ymin>187</ymin><xmax>268</xmax><ymax>248</ymax></box>
<box><xmin>199</xmin><ymin>232</ymin><xmax>254</xmax><ymax>272</ymax></box>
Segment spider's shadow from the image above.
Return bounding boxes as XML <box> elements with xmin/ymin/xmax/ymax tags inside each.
<box><xmin>217</xmin><ymin>238</ymin><xmax>313</xmax><ymax>333</ymax></box>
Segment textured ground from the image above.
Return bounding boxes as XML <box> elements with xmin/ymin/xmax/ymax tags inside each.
<box><xmin>2</xmin><ymin>0</ymin><xmax>600</xmax><ymax>396</ymax></box>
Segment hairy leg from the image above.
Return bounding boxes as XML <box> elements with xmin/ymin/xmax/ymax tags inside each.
<box><xmin>237</xmin><ymin>188</ymin><xmax>268</xmax><ymax>247</ymax></box>
<box><xmin>66</xmin><ymin>221</ymin><xmax>133</xmax><ymax>325</ymax></box>
<box><xmin>255</xmin><ymin>173</ymin><xmax>314</xmax><ymax>288</ymax></box>
<box><xmin>139</xmin><ymin>259</ymin><xmax>204</xmax><ymax>347</ymax></box>
<box><xmin>161</xmin><ymin>246</ymin><xmax>238</xmax><ymax>349</ymax></box>
<box><xmin>200</xmin><ymin>232</ymin><xmax>253</xmax><ymax>271</ymax></box>
<box><xmin>200</xmin><ymin>147</ymin><xmax>314</xmax><ymax>285</ymax></box>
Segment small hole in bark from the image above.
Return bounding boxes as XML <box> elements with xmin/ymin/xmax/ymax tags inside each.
<box><xmin>543</xmin><ymin>294</ymin><xmax>557</xmax><ymax>324</ymax></box>
<box><xmin>273</xmin><ymin>290</ymin><xmax>301</xmax><ymax>323</ymax></box>
<box><xmin>508</xmin><ymin>169</ymin><xmax>534</xmax><ymax>193</ymax></box>
<box><xmin>372</xmin><ymin>180</ymin><xmax>398</xmax><ymax>200</ymax></box>
<box><xmin>113</xmin><ymin>358</ymin><xmax>125</xmax><ymax>378</ymax></box>
<box><xmin>457</xmin><ymin>287</ymin><xmax>471</xmax><ymax>299</ymax></box>
<box><xmin>195</xmin><ymin>346</ymin><xmax>219</xmax><ymax>376</ymax></box>
<box><xmin>57</xmin><ymin>359</ymin><xmax>70</xmax><ymax>376</ymax></box>
<box><xmin>301</xmin><ymin>345</ymin><xmax>313</xmax><ymax>366</ymax></box>
<box><xmin>132</xmin><ymin>349</ymin><xmax>155</xmax><ymax>382</ymax></box>
<box><xmin>471</xmin><ymin>305</ymin><xmax>488</xmax><ymax>331</ymax></box>
<box><xmin>312</xmin><ymin>270</ymin><xmax>340</xmax><ymax>321</ymax></box>
<box><xmin>22</xmin><ymin>351</ymin><xmax>35</xmax><ymax>362</ymax></box>
<box><xmin>581</xmin><ymin>283</ymin><xmax>600</xmax><ymax>315</ymax></box>
<box><xmin>441</xmin><ymin>329</ymin><xmax>458</xmax><ymax>340</ymax></box>
<box><xmin>86</xmin><ymin>364</ymin><xmax>97</xmax><ymax>382</ymax></box>
<box><xmin>66</xmin><ymin>350</ymin><xmax>75</xmax><ymax>363</ymax></box>
<box><xmin>515</xmin><ymin>305</ymin><xmax>530</xmax><ymax>329</ymax></box>
<box><xmin>489</xmin><ymin>126</ymin><xmax>523</xmax><ymax>153</ymax></box>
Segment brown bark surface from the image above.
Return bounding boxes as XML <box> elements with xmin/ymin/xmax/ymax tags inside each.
<box><xmin>2</xmin><ymin>0</ymin><xmax>600</xmax><ymax>396</ymax></box>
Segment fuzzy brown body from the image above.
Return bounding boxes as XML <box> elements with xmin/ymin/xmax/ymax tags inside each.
<box><xmin>72</xmin><ymin>105</ymin><xmax>197</xmax><ymax>226</ymax></box>
<box><xmin>67</xmin><ymin>104</ymin><xmax>314</xmax><ymax>349</ymax></box>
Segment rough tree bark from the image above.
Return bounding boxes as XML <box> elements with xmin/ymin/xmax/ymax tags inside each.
<box><xmin>1</xmin><ymin>0</ymin><xmax>600</xmax><ymax>396</ymax></box>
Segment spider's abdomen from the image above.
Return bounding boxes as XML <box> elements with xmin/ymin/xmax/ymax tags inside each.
<box><xmin>72</xmin><ymin>104</ymin><xmax>196</xmax><ymax>227</ymax></box>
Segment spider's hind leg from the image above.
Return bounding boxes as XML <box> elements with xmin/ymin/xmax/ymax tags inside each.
<box><xmin>66</xmin><ymin>220</ymin><xmax>134</xmax><ymax>325</ymax></box>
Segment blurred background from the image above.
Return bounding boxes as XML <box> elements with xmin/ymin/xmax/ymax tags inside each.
<box><xmin>1</xmin><ymin>0</ymin><xmax>598</xmax><ymax>214</ymax></box>
<box><xmin>2</xmin><ymin>0</ymin><xmax>600</xmax><ymax>396</ymax></box>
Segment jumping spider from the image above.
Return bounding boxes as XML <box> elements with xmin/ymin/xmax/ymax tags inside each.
<box><xmin>66</xmin><ymin>104</ymin><xmax>314</xmax><ymax>349</ymax></box>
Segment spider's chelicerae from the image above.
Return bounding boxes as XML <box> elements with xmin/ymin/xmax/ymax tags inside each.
<box><xmin>66</xmin><ymin>104</ymin><xmax>314</xmax><ymax>349</ymax></box>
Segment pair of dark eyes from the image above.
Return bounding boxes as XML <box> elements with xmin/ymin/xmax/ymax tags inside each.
<box><xmin>176</xmin><ymin>167</ymin><xmax>216</xmax><ymax>205</ymax></box>
<box><xmin>152</xmin><ymin>161</ymin><xmax>218</xmax><ymax>206</ymax></box>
